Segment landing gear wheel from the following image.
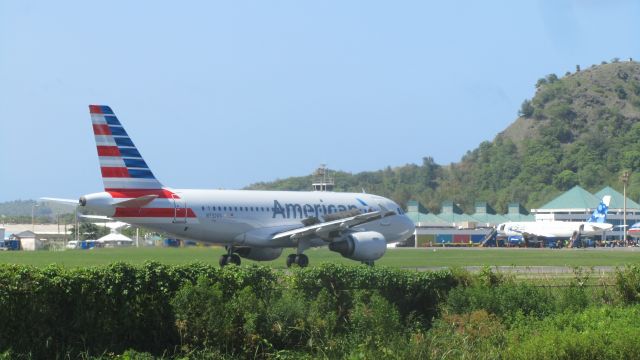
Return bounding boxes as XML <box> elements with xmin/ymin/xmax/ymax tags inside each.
<box><xmin>286</xmin><ymin>254</ymin><xmax>297</xmax><ymax>268</ymax></box>
<box><xmin>286</xmin><ymin>254</ymin><xmax>309</xmax><ymax>268</ymax></box>
<box><xmin>230</xmin><ymin>254</ymin><xmax>241</xmax><ymax>265</ymax></box>
<box><xmin>219</xmin><ymin>254</ymin><xmax>230</xmax><ymax>267</ymax></box>
<box><xmin>362</xmin><ymin>260</ymin><xmax>374</xmax><ymax>267</ymax></box>
<box><xmin>296</xmin><ymin>254</ymin><xmax>309</xmax><ymax>268</ymax></box>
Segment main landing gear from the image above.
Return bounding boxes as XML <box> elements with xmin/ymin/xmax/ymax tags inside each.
<box><xmin>219</xmin><ymin>246</ymin><xmax>241</xmax><ymax>267</ymax></box>
<box><xmin>286</xmin><ymin>253</ymin><xmax>309</xmax><ymax>268</ymax></box>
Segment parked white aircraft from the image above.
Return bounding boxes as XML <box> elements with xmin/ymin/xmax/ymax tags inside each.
<box><xmin>45</xmin><ymin>105</ymin><xmax>414</xmax><ymax>267</ymax></box>
<box><xmin>496</xmin><ymin>196</ymin><xmax>612</xmax><ymax>241</ymax></box>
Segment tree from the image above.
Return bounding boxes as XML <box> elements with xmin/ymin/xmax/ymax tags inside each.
<box><xmin>69</xmin><ymin>223</ymin><xmax>110</xmax><ymax>240</ymax></box>
<box><xmin>546</xmin><ymin>73</ymin><xmax>559</xmax><ymax>83</ymax></box>
<box><xmin>535</xmin><ymin>78</ymin><xmax>548</xmax><ymax>89</ymax></box>
<box><xmin>553</xmin><ymin>170</ymin><xmax>578</xmax><ymax>190</ymax></box>
<box><xmin>518</xmin><ymin>99</ymin><xmax>534</xmax><ymax>117</ymax></box>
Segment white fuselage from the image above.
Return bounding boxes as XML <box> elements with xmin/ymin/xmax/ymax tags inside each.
<box><xmin>497</xmin><ymin>221</ymin><xmax>613</xmax><ymax>238</ymax></box>
<box><xmin>84</xmin><ymin>189</ymin><xmax>415</xmax><ymax>249</ymax></box>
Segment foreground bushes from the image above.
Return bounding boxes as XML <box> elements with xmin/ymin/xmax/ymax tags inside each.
<box><xmin>0</xmin><ymin>262</ymin><xmax>456</xmax><ymax>358</ymax></box>
<box><xmin>0</xmin><ymin>262</ymin><xmax>280</xmax><ymax>358</ymax></box>
<box><xmin>2</xmin><ymin>263</ymin><xmax>640</xmax><ymax>358</ymax></box>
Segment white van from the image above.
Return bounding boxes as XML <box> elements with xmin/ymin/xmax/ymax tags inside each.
<box><xmin>66</xmin><ymin>240</ymin><xmax>79</xmax><ymax>250</ymax></box>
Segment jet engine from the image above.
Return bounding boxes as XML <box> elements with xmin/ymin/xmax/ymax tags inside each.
<box><xmin>329</xmin><ymin>231</ymin><xmax>386</xmax><ymax>261</ymax></box>
<box><xmin>235</xmin><ymin>246</ymin><xmax>283</xmax><ymax>261</ymax></box>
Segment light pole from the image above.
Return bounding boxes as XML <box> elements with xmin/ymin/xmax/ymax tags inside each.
<box><xmin>622</xmin><ymin>171</ymin><xmax>630</xmax><ymax>246</ymax></box>
<box><xmin>31</xmin><ymin>204</ymin><xmax>40</xmax><ymax>232</ymax></box>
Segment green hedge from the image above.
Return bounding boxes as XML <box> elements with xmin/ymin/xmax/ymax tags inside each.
<box><xmin>0</xmin><ymin>262</ymin><xmax>456</xmax><ymax>358</ymax></box>
<box><xmin>0</xmin><ymin>262</ymin><xmax>278</xmax><ymax>358</ymax></box>
<box><xmin>4</xmin><ymin>262</ymin><xmax>640</xmax><ymax>358</ymax></box>
<box><xmin>291</xmin><ymin>264</ymin><xmax>458</xmax><ymax>322</ymax></box>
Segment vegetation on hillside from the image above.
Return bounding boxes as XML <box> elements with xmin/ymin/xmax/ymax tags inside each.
<box><xmin>0</xmin><ymin>200</ymin><xmax>76</xmax><ymax>224</ymax></box>
<box><xmin>248</xmin><ymin>61</ymin><xmax>640</xmax><ymax>213</ymax></box>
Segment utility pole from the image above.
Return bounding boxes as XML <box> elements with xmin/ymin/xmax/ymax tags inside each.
<box><xmin>31</xmin><ymin>204</ymin><xmax>39</xmax><ymax>232</ymax></box>
<box><xmin>622</xmin><ymin>171</ymin><xmax>630</xmax><ymax>246</ymax></box>
<box><xmin>75</xmin><ymin>208</ymin><xmax>79</xmax><ymax>242</ymax></box>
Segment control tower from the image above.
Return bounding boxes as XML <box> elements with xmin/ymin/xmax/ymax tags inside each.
<box><xmin>312</xmin><ymin>164</ymin><xmax>334</xmax><ymax>192</ymax></box>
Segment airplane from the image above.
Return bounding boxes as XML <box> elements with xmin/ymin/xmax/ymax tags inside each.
<box><xmin>44</xmin><ymin>105</ymin><xmax>414</xmax><ymax>267</ymax></box>
<box><xmin>495</xmin><ymin>195</ymin><xmax>613</xmax><ymax>244</ymax></box>
<box><xmin>628</xmin><ymin>222</ymin><xmax>640</xmax><ymax>237</ymax></box>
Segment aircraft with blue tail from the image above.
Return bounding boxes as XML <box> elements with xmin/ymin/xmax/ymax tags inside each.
<box><xmin>496</xmin><ymin>195</ymin><xmax>613</xmax><ymax>242</ymax></box>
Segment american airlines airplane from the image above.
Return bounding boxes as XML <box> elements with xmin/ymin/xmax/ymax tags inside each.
<box><xmin>496</xmin><ymin>195</ymin><xmax>612</xmax><ymax>241</ymax></box>
<box><xmin>46</xmin><ymin>105</ymin><xmax>414</xmax><ymax>267</ymax></box>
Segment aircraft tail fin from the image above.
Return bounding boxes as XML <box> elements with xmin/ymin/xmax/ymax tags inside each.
<box><xmin>587</xmin><ymin>195</ymin><xmax>611</xmax><ymax>223</ymax></box>
<box><xmin>89</xmin><ymin>105</ymin><xmax>164</xmax><ymax>192</ymax></box>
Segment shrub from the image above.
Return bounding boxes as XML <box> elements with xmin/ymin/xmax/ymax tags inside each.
<box><xmin>290</xmin><ymin>263</ymin><xmax>458</xmax><ymax>325</ymax></box>
<box><xmin>427</xmin><ymin>310</ymin><xmax>506</xmax><ymax>359</ymax></box>
<box><xmin>505</xmin><ymin>306</ymin><xmax>640</xmax><ymax>359</ymax></box>
<box><xmin>445</xmin><ymin>281</ymin><xmax>554</xmax><ymax>322</ymax></box>
<box><xmin>347</xmin><ymin>291</ymin><xmax>402</xmax><ymax>349</ymax></box>
<box><xmin>615</xmin><ymin>265</ymin><xmax>640</xmax><ymax>304</ymax></box>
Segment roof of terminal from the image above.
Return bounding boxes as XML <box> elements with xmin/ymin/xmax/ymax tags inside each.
<box><xmin>539</xmin><ymin>185</ymin><xmax>600</xmax><ymax>209</ymax></box>
<box><xmin>406</xmin><ymin>183</ymin><xmax>639</xmax><ymax>226</ymax></box>
<box><xmin>594</xmin><ymin>186</ymin><xmax>640</xmax><ymax>210</ymax></box>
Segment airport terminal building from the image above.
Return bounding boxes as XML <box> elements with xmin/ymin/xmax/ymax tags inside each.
<box><xmin>406</xmin><ymin>185</ymin><xmax>640</xmax><ymax>247</ymax></box>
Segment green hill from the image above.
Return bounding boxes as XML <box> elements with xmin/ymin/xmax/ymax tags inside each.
<box><xmin>248</xmin><ymin>60</ymin><xmax>640</xmax><ymax>213</ymax></box>
<box><xmin>0</xmin><ymin>200</ymin><xmax>75</xmax><ymax>223</ymax></box>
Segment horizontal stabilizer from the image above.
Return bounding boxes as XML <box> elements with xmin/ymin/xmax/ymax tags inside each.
<box><xmin>40</xmin><ymin>197</ymin><xmax>79</xmax><ymax>206</ymax></box>
<box><xmin>79</xmin><ymin>214</ymin><xmax>114</xmax><ymax>221</ymax></box>
<box><xmin>114</xmin><ymin>194</ymin><xmax>158</xmax><ymax>208</ymax></box>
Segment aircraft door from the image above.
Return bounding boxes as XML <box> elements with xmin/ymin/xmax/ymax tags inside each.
<box><xmin>172</xmin><ymin>194</ymin><xmax>187</xmax><ymax>223</ymax></box>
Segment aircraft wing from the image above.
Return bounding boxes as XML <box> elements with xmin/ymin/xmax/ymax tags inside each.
<box><xmin>521</xmin><ymin>231</ymin><xmax>557</xmax><ymax>238</ymax></box>
<box><xmin>271</xmin><ymin>207</ymin><xmax>395</xmax><ymax>242</ymax></box>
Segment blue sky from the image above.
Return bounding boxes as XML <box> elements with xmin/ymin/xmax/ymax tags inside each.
<box><xmin>1</xmin><ymin>1</ymin><xmax>639</xmax><ymax>202</ymax></box>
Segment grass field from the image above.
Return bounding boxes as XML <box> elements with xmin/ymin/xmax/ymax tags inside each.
<box><xmin>1</xmin><ymin>246</ymin><xmax>640</xmax><ymax>268</ymax></box>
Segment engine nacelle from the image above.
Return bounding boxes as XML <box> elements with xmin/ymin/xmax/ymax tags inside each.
<box><xmin>235</xmin><ymin>246</ymin><xmax>283</xmax><ymax>261</ymax></box>
<box><xmin>329</xmin><ymin>231</ymin><xmax>386</xmax><ymax>261</ymax></box>
<box><xmin>79</xmin><ymin>192</ymin><xmax>115</xmax><ymax>216</ymax></box>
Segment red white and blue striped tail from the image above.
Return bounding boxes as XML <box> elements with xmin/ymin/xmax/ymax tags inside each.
<box><xmin>89</xmin><ymin>105</ymin><xmax>164</xmax><ymax>192</ymax></box>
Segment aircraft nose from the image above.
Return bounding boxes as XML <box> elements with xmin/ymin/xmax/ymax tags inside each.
<box><xmin>397</xmin><ymin>214</ymin><xmax>415</xmax><ymax>237</ymax></box>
